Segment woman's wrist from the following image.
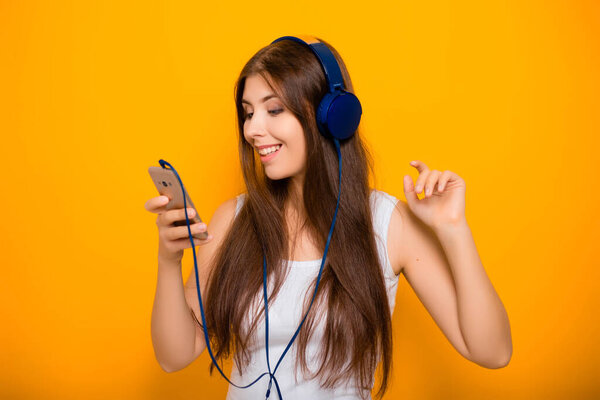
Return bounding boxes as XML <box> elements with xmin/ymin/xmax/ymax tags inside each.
<box><xmin>158</xmin><ymin>253</ymin><xmax>183</xmax><ymax>269</ymax></box>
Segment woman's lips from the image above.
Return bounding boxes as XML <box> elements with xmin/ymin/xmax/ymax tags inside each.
<box><xmin>259</xmin><ymin>145</ymin><xmax>282</xmax><ymax>163</ymax></box>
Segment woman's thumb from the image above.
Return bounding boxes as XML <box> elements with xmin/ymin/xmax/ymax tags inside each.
<box><xmin>403</xmin><ymin>175</ymin><xmax>418</xmax><ymax>206</ymax></box>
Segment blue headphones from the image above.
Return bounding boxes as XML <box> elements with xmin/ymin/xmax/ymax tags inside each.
<box><xmin>158</xmin><ymin>35</ymin><xmax>362</xmax><ymax>399</ymax></box>
<box><xmin>271</xmin><ymin>35</ymin><xmax>362</xmax><ymax>141</ymax></box>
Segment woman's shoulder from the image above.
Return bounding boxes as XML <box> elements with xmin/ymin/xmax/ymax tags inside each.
<box><xmin>369</xmin><ymin>188</ymin><xmax>400</xmax><ymax>206</ymax></box>
<box><xmin>370</xmin><ymin>188</ymin><xmax>407</xmax><ymax>221</ymax></box>
<box><xmin>208</xmin><ymin>196</ymin><xmax>240</xmax><ymax>233</ymax></box>
<box><xmin>370</xmin><ymin>188</ymin><xmax>407</xmax><ymax>276</ymax></box>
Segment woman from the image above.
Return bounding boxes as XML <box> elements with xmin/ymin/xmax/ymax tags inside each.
<box><xmin>145</xmin><ymin>36</ymin><xmax>512</xmax><ymax>400</ymax></box>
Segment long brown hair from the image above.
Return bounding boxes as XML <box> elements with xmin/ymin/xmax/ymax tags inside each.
<box><xmin>204</xmin><ymin>37</ymin><xmax>393</xmax><ymax>399</ymax></box>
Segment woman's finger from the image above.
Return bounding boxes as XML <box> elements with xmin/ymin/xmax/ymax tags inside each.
<box><xmin>145</xmin><ymin>195</ymin><xmax>170</xmax><ymax>213</ymax></box>
<box><xmin>167</xmin><ymin>235</ymin><xmax>213</xmax><ymax>252</ymax></box>
<box><xmin>414</xmin><ymin>170</ymin><xmax>430</xmax><ymax>194</ymax></box>
<box><xmin>410</xmin><ymin>160</ymin><xmax>429</xmax><ymax>194</ymax></box>
<box><xmin>438</xmin><ymin>170</ymin><xmax>453</xmax><ymax>192</ymax></box>
<box><xmin>409</xmin><ymin>160</ymin><xmax>429</xmax><ymax>173</ymax></box>
<box><xmin>158</xmin><ymin>207</ymin><xmax>197</xmax><ymax>226</ymax></box>
<box><xmin>424</xmin><ymin>170</ymin><xmax>442</xmax><ymax>197</ymax></box>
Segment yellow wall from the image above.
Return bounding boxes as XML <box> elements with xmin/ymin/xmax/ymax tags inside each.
<box><xmin>1</xmin><ymin>1</ymin><xmax>598</xmax><ymax>398</ymax></box>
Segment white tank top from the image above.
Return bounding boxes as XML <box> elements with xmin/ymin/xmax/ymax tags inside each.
<box><xmin>225</xmin><ymin>189</ymin><xmax>400</xmax><ymax>400</ymax></box>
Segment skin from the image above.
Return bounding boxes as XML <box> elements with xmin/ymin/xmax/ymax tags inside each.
<box><xmin>145</xmin><ymin>72</ymin><xmax>513</xmax><ymax>372</ymax></box>
<box><xmin>241</xmin><ymin>72</ymin><xmax>513</xmax><ymax>368</ymax></box>
<box><xmin>389</xmin><ymin>161</ymin><xmax>513</xmax><ymax>368</ymax></box>
<box><xmin>242</xmin><ymin>73</ymin><xmax>308</xmax><ymax>221</ymax></box>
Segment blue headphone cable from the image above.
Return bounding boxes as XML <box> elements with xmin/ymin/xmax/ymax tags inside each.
<box><xmin>157</xmin><ymin>137</ymin><xmax>342</xmax><ymax>399</ymax></box>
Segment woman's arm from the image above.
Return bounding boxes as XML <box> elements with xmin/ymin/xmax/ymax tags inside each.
<box><xmin>151</xmin><ymin>255</ymin><xmax>198</xmax><ymax>372</ymax></box>
<box><xmin>392</xmin><ymin>161</ymin><xmax>513</xmax><ymax>368</ymax></box>
<box><xmin>151</xmin><ymin>196</ymin><xmax>239</xmax><ymax>372</ymax></box>
<box><xmin>392</xmin><ymin>199</ymin><xmax>512</xmax><ymax>368</ymax></box>
<box><xmin>433</xmin><ymin>219</ymin><xmax>512</xmax><ymax>367</ymax></box>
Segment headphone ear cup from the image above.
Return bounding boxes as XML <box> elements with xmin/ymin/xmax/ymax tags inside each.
<box><xmin>316</xmin><ymin>93</ymin><xmax>335</xmax><ymax>139</ymax></box>
<box><xmin>317</xmin><ymin>91</ymin><xmax>362</xmax><ymax>140</ymax></box>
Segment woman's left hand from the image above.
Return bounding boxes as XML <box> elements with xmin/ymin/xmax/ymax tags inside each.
<box><xmin>403</xmin><ymin>160</ymin><xmax>467</xmax><ymax>230</ymax></box>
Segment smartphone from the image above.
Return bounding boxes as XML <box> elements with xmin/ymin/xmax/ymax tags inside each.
<box><xmin>148</xmin><ymin>166</ymin><xmax>208</xmax><ymax>240</ymax></box>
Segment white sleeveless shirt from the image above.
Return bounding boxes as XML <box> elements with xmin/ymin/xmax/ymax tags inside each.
<box><xmin>225</xmin><ymin>189</ymin><xmax>400</xmax><ymax>400</ymax></box>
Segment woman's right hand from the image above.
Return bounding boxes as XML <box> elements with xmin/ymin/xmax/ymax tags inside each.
<box><xmin>144</xmin><ymin>195</ymin><xmax>213</xmax><ymax>264</ymax></box>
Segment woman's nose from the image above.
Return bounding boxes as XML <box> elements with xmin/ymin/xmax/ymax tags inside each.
<box><xmin>245</xmin><ymin>112</ymin><xmax>267</xmax><ymax>137</ymax></box>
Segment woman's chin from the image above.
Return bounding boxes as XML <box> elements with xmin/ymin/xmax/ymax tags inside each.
<box><xmin>265</xmin><ymin>170</ymin><xmax>289</xmax><ymax>181</ymax></box>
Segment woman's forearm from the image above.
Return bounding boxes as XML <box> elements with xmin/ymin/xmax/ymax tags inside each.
<box><xmin>434</xmin><ymin>220</ymin><xmax>513</xmax><ymax>368</ymax></box>
<box><xmin>150</xmin><ymin>256</ymin><xmax>197</xmax><ymax>372</ymax></box>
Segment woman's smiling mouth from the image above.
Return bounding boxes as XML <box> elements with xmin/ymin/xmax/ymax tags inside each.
<box><xmin>258</xmin><ymin>144</ymin><xmax>282</xmax><ymax>162</ymax></box>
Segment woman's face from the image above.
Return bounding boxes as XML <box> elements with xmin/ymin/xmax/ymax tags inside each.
<box><xmin>242</xmin><ymin>73</ymin><xmax>307</xmax><ymax>182</ymax></box>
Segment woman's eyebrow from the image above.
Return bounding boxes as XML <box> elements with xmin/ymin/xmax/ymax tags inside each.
<box><xmin>241</xmin><ymin>94</ymin><xmax>279</xmax><ymax>105</ymax></box>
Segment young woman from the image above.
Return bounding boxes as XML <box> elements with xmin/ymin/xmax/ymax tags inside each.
<box><xmin>145</xmin><ymin>36</ymin><xmax>512</xmax><ymax>400</ymax></box>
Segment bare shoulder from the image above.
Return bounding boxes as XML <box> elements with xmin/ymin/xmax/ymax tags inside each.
<box><xmin>388</xmin><ymin>196</ymin><xmax>448</xmax><ymax>279</ymax></box>
<box><xmin>387</xmin><ymin>197</ymin><xmax>410</xmax><ymax>276</ymax></box>
<box><xmin>205</xmin><ymin>196</ymin><xmax>240</xmax><ymax>239</ymax></box>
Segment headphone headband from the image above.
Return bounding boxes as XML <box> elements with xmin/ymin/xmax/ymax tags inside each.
<box><xmin>270</xmin><ymin>35</ymin><xmax>362</xmax><ymax>141</ymax></box>
<box><xmin>271</xmin><ymin>35</ymin><xmax>346</xmax><ymax>94</ymax></box>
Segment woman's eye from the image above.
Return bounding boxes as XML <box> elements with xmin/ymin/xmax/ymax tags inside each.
<box><xmin>243</xmin><ymin>109</ymin><xmax>283</xmax><ymax>120</ymax></box>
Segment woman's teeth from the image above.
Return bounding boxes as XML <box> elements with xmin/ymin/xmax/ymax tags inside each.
<box><xmin>258</xmin><ymin>144</ymin><xmax>282</xmax><ymax>155</ymax></box>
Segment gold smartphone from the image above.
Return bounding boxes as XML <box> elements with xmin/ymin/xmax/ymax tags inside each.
<box><xmin>148</xmin><ymin>166</ymin><xmax>208</xmax><ymax>240</ymax></box>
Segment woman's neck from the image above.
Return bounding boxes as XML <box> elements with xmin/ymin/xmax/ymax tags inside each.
<box><xmin>286</xmin><ymin>173</ymin><xmax>306</xmax><ymax>219</ymax></box>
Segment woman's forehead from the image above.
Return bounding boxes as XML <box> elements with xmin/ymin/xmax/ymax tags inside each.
<box><xmin>242</xmin><ymin>77</ymin><xmax>281</xmax><ymax>106</ymax></box>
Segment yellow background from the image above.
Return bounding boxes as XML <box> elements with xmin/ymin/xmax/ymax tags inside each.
<box><xmin>1</xmin><ymin>0</ymin><xmax>599</xmax><ymax>398</ymax></box>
